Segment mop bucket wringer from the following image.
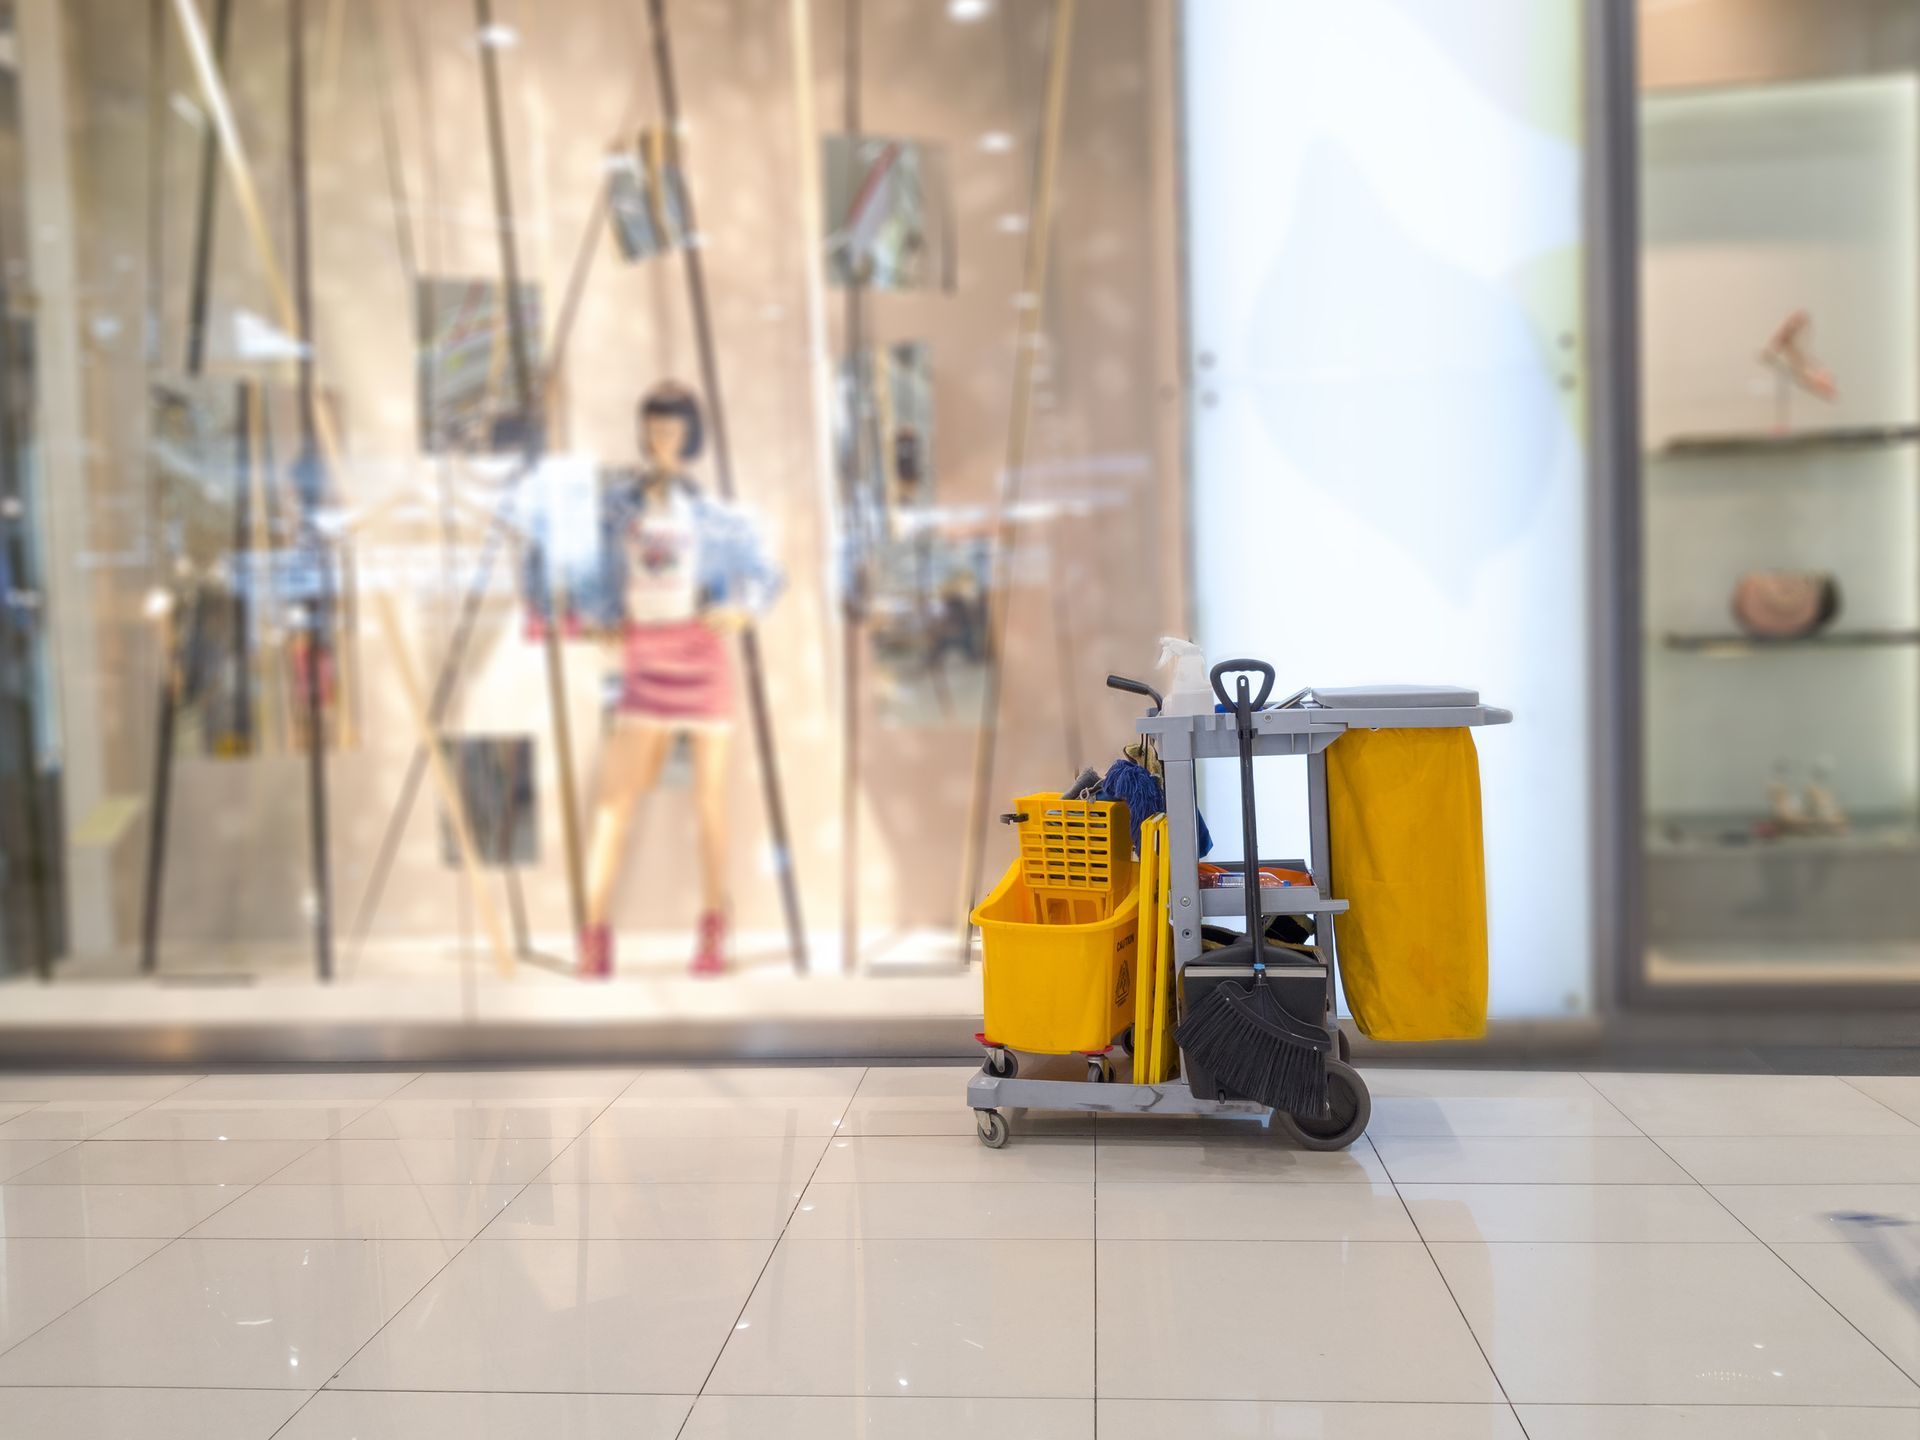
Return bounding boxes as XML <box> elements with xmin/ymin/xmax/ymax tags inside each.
<box><xmin>973</xmin><ymin>793</ymin><xmax>1138</xmax><ymax>1058</ymax></box>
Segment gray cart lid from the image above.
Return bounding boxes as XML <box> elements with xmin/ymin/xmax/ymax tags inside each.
<box><xmin>1305</xmin><ymin>684</ymin><xmax>1479</xmax><ymax>709</ymax></box>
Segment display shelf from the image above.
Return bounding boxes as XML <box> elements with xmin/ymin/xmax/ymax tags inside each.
<box><xmin>1648</xmin><ymin>812</ymin><xmax>1920</xmax><ymax>857</ymax></box>
<box><xmin>1657</xmin><ymin>423</ymin><xmax>1920</xmax><ymax>458</ymax></box>
<box><xmin>1661</xmin><ymin>628</ymin><xmax>1920</xmax><ymax>655</ymax></box>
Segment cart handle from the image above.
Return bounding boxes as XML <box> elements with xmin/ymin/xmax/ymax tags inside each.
<box><xmin>1105</xmin><ymin>673</ymin><xmax>1162</xmax><ymax>715</ymax></box>
<box><xmin>1209</xmin><ymin>658</ymin><xmax>1275</xmax><ymax>711</ymax></box>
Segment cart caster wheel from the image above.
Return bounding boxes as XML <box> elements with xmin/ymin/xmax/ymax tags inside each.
<box><xmin>983</xmin><ymin>1048</ymin><xmax>1018</xmax><ymax>1079</ymax></box>
<box><xmin>1336</xmin><ymin>1028</ymin><xmax>1351</xmax><ymax>1064</ymax></box>
<box><xmin>1278</xmin><ymin>1058</ymin><xmax>1370</xmax><ymax>1152</ymax></box>
<box><xmin>1086</xmin><ymin>1057</ymin><xmax>1111</xmax><ymax>1084</ymax></box>
<box><xmin>976</xmin><ymin>1110</ymin><xmax>1010</xmax><ymax>1148</ymax></box>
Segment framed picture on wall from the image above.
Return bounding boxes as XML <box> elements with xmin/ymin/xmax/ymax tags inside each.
<box><xmin>606</xmin><ymin>128</ymin><xmax>692</xmax><ymax>262</ymax></box>
<box><xmin>823</xmin><ymin>135</ymin><xmax>956</xmax><ymax>292</ymax></box>
<box><xmin>868</xmin><ymin>525</ymin><xmax>992</xmax><ymax>728</ymax></box>
<box><xmin>148</xmin><ymin>378</ymin><xmax>350</xmax><ymax>759</ymax></box>
<box><xmin>437</xmin><ymin>734</ymin><xmax>539</xmax><ymax>867</ymax></box>
<box><xmin>416</xmin><ymin>278</ymin><xmax>544</xmax><ymax>454</ymax></box>
<box><xmin>836</xmin><ymin>340</ymin><xmax>936</xmax><ymax>534</ymax></box>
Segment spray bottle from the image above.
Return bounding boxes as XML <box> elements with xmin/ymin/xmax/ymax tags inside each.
<box><xmin>1158</xmin><ymin>636</ymin><xmax>1213</xmax><ymax>717</ymax></box>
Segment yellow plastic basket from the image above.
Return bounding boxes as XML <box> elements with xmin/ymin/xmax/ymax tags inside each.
<box><xmin>1012</xmin><ymin>792</ymin><xmax>1126</xmax><ymax>924</ymax></box>
<box><xmin>973</xmin><ymin>858</ymin><xmax>1139</xmax><ymax>1055</ymax></box>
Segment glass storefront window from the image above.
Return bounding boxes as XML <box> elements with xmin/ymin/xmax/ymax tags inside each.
<box><xmin>3</xmin><ymin>0</ymin><xmax>1191</xmax><ymax>1040</ymax></box>
<box><xmin>1638</xmin><ymin>2</ymin><xmax>1920</xmax><ymax>987</ymax></box>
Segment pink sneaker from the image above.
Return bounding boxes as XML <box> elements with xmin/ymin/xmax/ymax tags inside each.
<box><xmin>692</xmin><ymin>910</ymin><xmax>727</xmax><ymax>976</ymax></box>
<box><xmin>577</xmin><ymin>923</ymin><xmax>613</xmax><ymax>980</ymax></box>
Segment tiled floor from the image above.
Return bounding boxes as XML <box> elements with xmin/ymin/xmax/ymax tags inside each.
<box><xmin>0</xmin><ymin>1066</ymin><xmax>1918</xmax><ymax>1436</ymax></box>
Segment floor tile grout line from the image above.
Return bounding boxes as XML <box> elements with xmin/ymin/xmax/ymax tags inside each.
<box><xmin>5</xmin><ymin>1380</ymin><xmax>1920</xmax><ymax>1407</ymax></box>
<box><xmin>1</xmin><ymin>1074</ymin><xmax>206</xmax><ymax>1171</ymax></box>
<box><xmin>0</xmin><ymin>1170</ymin><xmax>366</xmax><ymax>1380</ymax></box>
<box><xmin>1572</xmin><ymin>1072</ymin><xmax>1646</xmax><ymax>1140</ymax></box>
<box><xmin>0</xmin><ymin>1230</ymin><xmax>180</xmax><ymax>1369</ymax></box>
<box><xmin>1383</xmin><ymin>1154</ymin><xmax>1520</xmax><ymax>1425</ymax></box>
<box><xmin>1385</xmin><ymin>1155</ymin><xmax>1524</xmax><ymax>1424</ymax></box>
<box><xmin>1587</xmin><ymin>1069</ymin><xmax>1920</xmax><ymax>1141</ymax></box>
<box><xmin>1388</xmin><ymin>1180</ymin><xmax>1920</xmax><ymax>1190</ymax></box>
<box><xmin>671</xmin><ymin>1069</ymin><xmax>864</xmax><ymax>1439</ymax></box>
<box><xmin>1391</xmin><ymin>1080</ymin><xmax>1676</xmax><ymax>1434</ymax></box>
<box><xmin>263</xmin><ymin>1078</ymin><xmax>646</xmax><ymax>1436</ymax></box>
<box><xmin>1834</xmin><ymin>1075</ymin><xmax>1920</xmax><ymax>1130</ymax></box>
<box><xmin>0</xmin><ymin>1071</ymin><xmax>291</xmax><ymax>1372</ymax></box>
<box><xmin>261</xmin><ymin>1386</ymin><xmax>327</xmax><ymax>1440</ymax></box>
<box><xmin>1645</xmin><ymin>1097</ymin><xmax>1920</xmax><ymax>1398</ymax></box>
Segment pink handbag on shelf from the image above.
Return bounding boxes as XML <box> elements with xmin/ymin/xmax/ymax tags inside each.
<box><xmin>1731</xmin><ymin>571</ymin><xmax>1841</xmax><ymax>639</ymax></box>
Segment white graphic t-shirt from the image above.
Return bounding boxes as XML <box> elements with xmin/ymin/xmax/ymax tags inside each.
<box><xmin>623</xmin><ymin>486</ymin><xmax>700</xmax><ymax>625</ymax></box>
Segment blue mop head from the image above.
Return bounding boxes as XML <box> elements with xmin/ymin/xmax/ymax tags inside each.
<box><xmin>1099</xmin><ymin>757</ymin><xmax>1212</xmax><ymax>859</ymax></box>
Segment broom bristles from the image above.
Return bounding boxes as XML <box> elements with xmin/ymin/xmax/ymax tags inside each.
<box><xmin>1175</xmin><ymin>979</ymin><xmax>1329</xmax><ymax>1118</ymax></box>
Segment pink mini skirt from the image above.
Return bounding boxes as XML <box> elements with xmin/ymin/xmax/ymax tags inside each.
<box><xmin>618</xmin><ymin>619</ymin><xmax>734</xmax><ymax>724</ymax></box>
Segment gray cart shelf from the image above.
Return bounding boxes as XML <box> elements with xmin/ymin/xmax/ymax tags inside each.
<box><xmin>968</xmin><ymin>683</ymin><xmax>1511</xmax><ymax>1149</ymax></box>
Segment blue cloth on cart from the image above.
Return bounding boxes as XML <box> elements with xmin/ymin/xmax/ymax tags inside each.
<box><xmin>1098</xmin><ymin>757</ymin><xmax>1212</xmax><ymax>860</ymax></box>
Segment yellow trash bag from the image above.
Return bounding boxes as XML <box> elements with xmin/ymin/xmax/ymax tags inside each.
<box><xmin>1327</xmin><ymin>727</ymin><xmax>1488</xmax><ymax>1041</ymax></box>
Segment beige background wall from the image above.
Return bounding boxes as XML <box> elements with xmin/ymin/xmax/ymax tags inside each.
<box><xmin>1641</xmin><ymin>0</ymin><xmax>1920</xmax><ymax>90</ymax></box>
<box><xmin>53</xmin><ymin>0</ymin><xmax>1184</xmax><ymax>965</ymax></box>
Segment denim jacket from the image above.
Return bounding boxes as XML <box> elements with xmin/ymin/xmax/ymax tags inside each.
<box><xmin>521</xmin><ymin>466</ymin><xmax>783</xmax><ymax>630</ymax></box>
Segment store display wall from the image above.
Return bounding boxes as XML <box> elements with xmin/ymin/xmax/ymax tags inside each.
<box><xmin>1636</xmin><ymin>0</ymin><xmax>1920</xmax><ymax>982</ymax></box>
<box><xmin>29</xmin><ymin>0</ymin><xmax>1182</xmax><ymax>991</ymax></box>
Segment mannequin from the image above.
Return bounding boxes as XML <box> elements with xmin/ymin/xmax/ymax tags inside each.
<box><xmin>571</xmin><ymin>382</ymin><xmax>780</xmax><ymax>977</ymax></box>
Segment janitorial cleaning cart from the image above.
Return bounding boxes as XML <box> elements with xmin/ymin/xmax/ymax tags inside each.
<box><xmin>968</xmin><ymin>658</ymin><xmax>1510</xmax><ymax>1150</ymax></box>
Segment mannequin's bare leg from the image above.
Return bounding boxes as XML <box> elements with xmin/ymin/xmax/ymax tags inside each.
<box><xmin>586</xmin><ymin>723</ymin><xmax>673</xmax><ymax>927</ymax></box>
<box><xmin>690</xmin><ymin>727</ymin><xmax>733</xmax><ymax>972</ymax></box>
<box><xmin>691</xmin><ymin>728</ymin><xmax>733</xmax><ymax>914</ymax></box>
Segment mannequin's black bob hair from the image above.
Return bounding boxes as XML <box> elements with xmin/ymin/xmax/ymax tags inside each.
<box><xmin>637</xmin><ymin>381</ymin><xmax>704</xmax><ymax>461</ymax></box>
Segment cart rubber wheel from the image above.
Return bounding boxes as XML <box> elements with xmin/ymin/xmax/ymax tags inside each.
<box><xmin>1087</xmin><ymin>1057</ymin><xmax>1109</xmax><ymax>1084</ymax></box>
<box><xmin>983</xmin><ymin>1049</ymin><xmax>1018</xmax><ymax>1079</ymax></box>
<box><xmin>1336</xmin><ymin>1028</ymin><xmax>1352</xmax><ymax>1064</ymax></box>
<box><xmin>976</xmin><ymin>1110</ymin><xmax>1010</xmax><ymax>1148</ymax></box>
<box><xmin>1278</xmin><ymin>1058</ymin><xmax>1370</xmax><ymax>1151</ymax></box>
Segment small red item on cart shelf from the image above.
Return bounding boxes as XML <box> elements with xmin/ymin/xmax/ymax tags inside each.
<box><xmin>1197</xmin><ymin>863</ymin><xmax>1313</xmax><ymax>889</ymax></box>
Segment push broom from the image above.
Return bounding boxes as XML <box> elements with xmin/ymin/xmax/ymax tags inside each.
<box><xmin>1172</xmin><ymin>662</ymin><xmax>1330</xmax><ymax>1119</ymax></box>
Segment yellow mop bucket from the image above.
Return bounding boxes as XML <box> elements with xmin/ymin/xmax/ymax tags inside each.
<box><xmin>973</xmin><ymin>857</ymin><xmax>1139</xmax><ymax>1054</ymax></box>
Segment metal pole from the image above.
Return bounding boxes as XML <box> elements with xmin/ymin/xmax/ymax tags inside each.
<box><xmin>645</xmin><ymin>0</ymin><xmax>810</xmax><ymax>973</ymax></box>
<box><xmin>289</xmin><ymin>0</ymin><xmax>336</xmax><ymax>981</ymax></box>
<box><xmin>228</xmin><ymin>377</ymin><xmax>251</xmax><ymax>750</ymax></box>
<box><xmin>0</xmin><ymin>272</ymin><xmax>50</xmax><ymax>979</ymax></box>
<box><xmin>183</xmin><ymin>0</ymin><xmax>232</xmax><ymax>377</ymax></box>
<box><xmin>955</xmin><ymin>0</ymin><xmax>1077</xmax><ymax>961</ymax></box>
<box><xmin>474</xmin><ymin>0</ymin><xmax>589</xmax><ymax>945</ymax></box>
<box><xmin>838</xmin><ymin>0</ymin><xmax>866</xmax><ymax>976</ymax></box>
<box><xmin>1590</xmin><ymin>0</ymin><xmax>1645</xmax><ymax>1009</ymax></box>
<box><xmin>140</xmin><ymin>0</ymin><xmax>233</xmax><ymax>976</ymax></box>
<box><xmin>144</xmin><ymin>0</ymin><xmax>167</xmax><ymax>370</ymax></box>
